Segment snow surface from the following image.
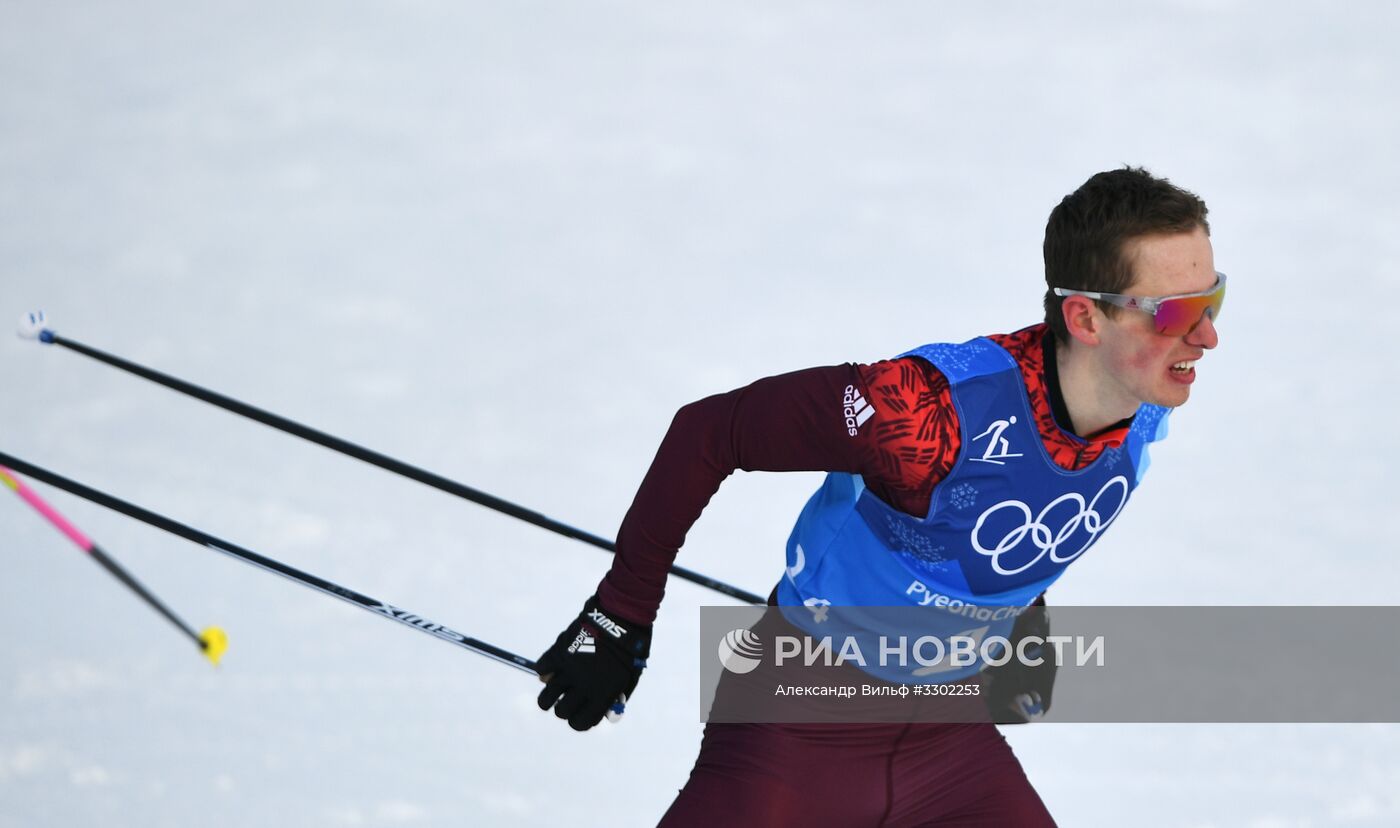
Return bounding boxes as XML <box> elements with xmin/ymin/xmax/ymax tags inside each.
<box><xmin>2</xmin><ymin>2</ymin><xmax>1398</xmax><ymax>825</ymax></box>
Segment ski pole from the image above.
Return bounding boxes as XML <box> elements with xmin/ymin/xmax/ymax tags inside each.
<box><xmin>18</xmin><ymin>313</ymin><xmax>765</xmax><ymax>606</ymax></box>
<box><xmin>0</xmin><ymin>450</ymin><xmax>538</xmax><ymax>675</ymax></box>
<box><xmin>2</xmin><ymin>464</ymin><xmax>228</xmax><ymax>666</ymax></box>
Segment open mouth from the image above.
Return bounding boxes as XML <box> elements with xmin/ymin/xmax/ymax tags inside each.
<box><xmin>1168</xmin><ymin>359</ymin><xmax>1197</xmax><ymax>384</ymax></box>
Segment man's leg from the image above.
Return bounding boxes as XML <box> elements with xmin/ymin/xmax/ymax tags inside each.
<box><xmin>886</xmin><ymin>723</ymin><xmax>1056</xmax><ymax>827</ymax></box>
<box><xmin>658</xmin><ymin>722</ymin><xmax>895</xmax><ymax>826</ymax></box>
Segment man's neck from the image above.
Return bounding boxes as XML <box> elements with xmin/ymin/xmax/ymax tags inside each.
<box><xmin>1051</xmin><ymin>334</ymin><xmax>1139</xmax><ymax>438</ymax></box>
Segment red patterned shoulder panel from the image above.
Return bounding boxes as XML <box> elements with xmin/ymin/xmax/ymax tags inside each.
<box><xmin>855</xmin><ymin>358</ymin><xmax>960</xmax><ymax>517</ymax></box>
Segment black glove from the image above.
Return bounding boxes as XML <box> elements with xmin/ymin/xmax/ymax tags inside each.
<box><xmin>536</xmin><ymin>595</ymin><xmax>652</xmax><ymax>731</ymax></box>
<box><xmin>982</xmin><ymin>601</ymin><xmax>1056</xmax><ymax>724</ymax></box>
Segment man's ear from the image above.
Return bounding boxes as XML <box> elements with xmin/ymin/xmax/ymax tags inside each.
<box><xmin>1060</xmin><ymin>295</ymin><xmax>1102</xmax><ymax>346</ymax></box>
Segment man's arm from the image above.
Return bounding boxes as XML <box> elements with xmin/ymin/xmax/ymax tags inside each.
<box><xmin>537</xmin><ymin>357</ymin><xmax>958</xmax><ymax>730</ymax></box>
<box><xmin>600</xmin><ymin>355</ymin><xmax>960</xmax><ymax>624</ymax></box>
<box><xmin>598</xmin><ymin>363</ymin><xmax>872</xmax><ymax>625</ymax></box>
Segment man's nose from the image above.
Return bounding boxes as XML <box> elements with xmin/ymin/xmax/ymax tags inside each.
<box><xmin>1185</xmin><ymin>310</ymin><xmax>1219</xmax><ymax>349</ymax></box>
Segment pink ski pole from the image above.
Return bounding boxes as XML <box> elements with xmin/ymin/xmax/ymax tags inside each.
<box><xmin>2</xmin><ymin>464</ymin><xmax>227</xmax><ymax>665</ymax></box>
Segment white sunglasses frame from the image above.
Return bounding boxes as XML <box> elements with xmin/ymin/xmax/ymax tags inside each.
<box><xmin>1052</xmin><ymin>271</ymin><xmax>1226</xmax><ymax>318</ymax></box>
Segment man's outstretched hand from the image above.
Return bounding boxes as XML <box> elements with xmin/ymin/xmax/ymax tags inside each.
<box><xmin>537</xmin><ymin>595</ymin><xmax>652</xmax><ymax>731</ymax></box>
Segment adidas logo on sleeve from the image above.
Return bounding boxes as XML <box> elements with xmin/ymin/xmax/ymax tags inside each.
<box><xmin>843</xmin><ymin>385</ymin><xmax>876</xmax><ymax>436</ymax></box>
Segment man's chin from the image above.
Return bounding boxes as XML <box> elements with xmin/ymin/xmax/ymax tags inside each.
<box><xmin>1146</xmin><ymin>385</ymin><xmax>1191</xmax><ymax>409</ymax></box>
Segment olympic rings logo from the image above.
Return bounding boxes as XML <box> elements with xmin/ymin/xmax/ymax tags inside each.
<box><xmin>970</xmin><ymin>476</ymin><xmax>1129</xmax><ymax>576</ymax></box>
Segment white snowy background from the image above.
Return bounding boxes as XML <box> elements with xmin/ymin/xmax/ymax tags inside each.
<box><xmin>2</xmin><ymin>2</ymin><xmax>1397</xmax><ymax>826</ymax></box>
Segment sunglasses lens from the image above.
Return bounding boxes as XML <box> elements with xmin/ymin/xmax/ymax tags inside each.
<box><xmin>1154</xmin><ymin>282</ymin><xmax>1225</xmax><ymax>335</ymax></box>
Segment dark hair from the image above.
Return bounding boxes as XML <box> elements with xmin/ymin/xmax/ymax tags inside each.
<box><xmin>1043</xmin><ymin>166</ymin><xmax>1210</xmax><ymax>342</ymax></box>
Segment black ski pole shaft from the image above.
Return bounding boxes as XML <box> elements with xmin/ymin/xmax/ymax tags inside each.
<box><xmin>31</xmin><ymin>327</ymin><xmax>764</xmax><ymax>606</ymax></box>
<box><xmin>87</xmin><ymin>542</ymin><xmax>201</xmax><ymax>642</ymax></box>
<box><xmin>0</xmin><ymin>450</ymin><xmax>538</xmax><ymax>675</ymax></box>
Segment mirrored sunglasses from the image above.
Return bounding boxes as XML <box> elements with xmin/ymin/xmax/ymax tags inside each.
<box><xmin>1053</xmin><ymin>272</ymin><xmax>1226</xmax><ymax>336</ymax></box>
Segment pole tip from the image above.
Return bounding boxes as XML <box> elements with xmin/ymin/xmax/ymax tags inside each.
<box><xmin>17</xmin><ymin>311</ymin><xmax>52</xmax><ymax>342</ymax></box>
<box><xmin>199</xmin><ymin>626</ymin><xmax>229</xmax><ymax>667</ymax></box>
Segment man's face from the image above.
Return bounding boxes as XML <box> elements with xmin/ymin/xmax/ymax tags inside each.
<box><xmin>1095</xmin><ymin>226</ymin><xmax>1220</xmax><ymax>409</ymax></box>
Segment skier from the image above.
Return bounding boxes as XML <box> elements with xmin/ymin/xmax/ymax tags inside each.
<box><xmin>536</xmin><ymin>166</ymin><xmax>1224</xmax><ymax>825</ymax></box>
